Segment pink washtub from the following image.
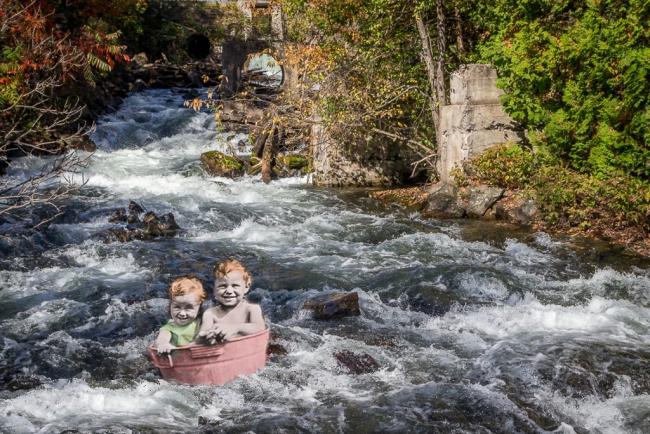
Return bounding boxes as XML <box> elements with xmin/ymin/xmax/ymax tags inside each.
<box><xmin>148</xmin><ymin>329</ymin><xmax>269</xmax><ymax>385</ymax></box>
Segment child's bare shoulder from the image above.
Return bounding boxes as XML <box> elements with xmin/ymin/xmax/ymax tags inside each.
<box><xmin>202</xmin><ymin>307</ymin><xmax>219</xmax><ymax>319</ymax></box>
<box><xmin>245</xmin><ymin>301</ymin><xmax>262</xmax><ymax>313</ymax></box>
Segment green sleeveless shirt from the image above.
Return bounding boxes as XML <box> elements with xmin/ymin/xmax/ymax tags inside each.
<box><xmin>160</xmin><ymin>319</ymin><xmax>199</xmax><ymax>346</ymax></box>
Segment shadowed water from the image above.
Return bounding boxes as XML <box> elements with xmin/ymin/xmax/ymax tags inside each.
<box><xmin>1</xmin><ymin>89</ymin><xmax>648</xmax><ymax>434</ymax></box>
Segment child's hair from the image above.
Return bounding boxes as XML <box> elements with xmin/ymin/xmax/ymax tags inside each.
<box><xmin>213</xmin><ymin>259</ymin><xmax>252</xmax><ymax>287</ymax></box>
<box><xmin>168</xmin><ymin>275</ymin><xmax>207</xmax><ymax>302</ymax></box>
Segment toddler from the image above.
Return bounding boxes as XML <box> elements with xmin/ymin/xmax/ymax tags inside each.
<box><xmin>198</xmin><ymin>259</ymin><xmax>265</xmax><ymax>344</ymax></box>
<box><xmin>154</xmin><ymin>275</ymin><xmax>206</xmax><ymax>354</ymax></box>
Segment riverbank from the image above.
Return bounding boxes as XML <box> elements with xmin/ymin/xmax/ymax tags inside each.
<box><xmin>370</xmin><ymin>185</ymin><xmax>650</xmax><ymax>258</ymax></box>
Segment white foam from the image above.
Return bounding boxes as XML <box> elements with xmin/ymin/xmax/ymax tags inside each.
<box><xmin>0</xmin><ymin>242</ymin><xmax>149</xmax><ymax>300</ymax></box>
<box><xmin>0</xmin><ymin>380</ymin><xmax>199</xmax><ymax>433</ymax></box>
<box><xmin>1</xmin><ymin>299</ymin><xmax>89</xmax><ymax>337</ymax></box>
<box><xmin>540</xmin><ymin>384</ymin><xmax>650</xmax><ymax>434</ymax></box>
<box><xmin>425</xmin><ymin>295</ymin><xmax>650</xmax><ymax>343</ymax></box>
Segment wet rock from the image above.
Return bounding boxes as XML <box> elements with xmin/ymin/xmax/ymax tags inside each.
<box><xmin>142</xmin><ymin>212</ymin><xmax>179</xmax><ymax>238</ymax></box>
<box><xmin>108</xmin><ymin>208</ymin><xmax>127</xmax><ymax>223</ymax></box>
<box><xmin>267</xmin><ymin>342</ymin><xmax>288</xmax><ymax>357</ymax></box>
<box><xmin>128</xmin><ymin>200</ymin><xmax>144</xmax><ymax>215</ymax></box>
<box><xmin>200</xmin><ymin>151</ymin><xmax>245</xmax><ymax>178</ymax></box>
<box><xmin>303</xmin><ymin>291</ymin><xmax>361</xmax><ymax>320</ymax></box>
<box><xmin>495</xmin><ymin>197</ymin><xmax>539</xmax><ymax>225</ymax></box>
<box><xmin>142</xmin><ymin>211</ymin><xmax>159</xmax><ymax>225</ymax></box>
<box><xmin>125</xmin><ymin>200</ymin><xmax>144</xmax><ymax>224</ymax></box>
<box><xmin>334</xmin><ymin>350</ymin><xmax>380</xmax><ymax>374</ymax></box>
<box><xmin>127</xmin><ymin>213</ymin><xmax>140</xmax><ymax>224</ymax></box>
<box><xmin>105</xmin><ymin>227</ymin><xmax>137</xmax><ymax>242</ymax></box>
<box><xmin>457</xmin><ymin>185</ymin><xmax>505</xmax><ymax>217</ymax></box>
<box><xmin>424</xmin><ymin>182</ymin><xmax>464</xmax><ymax>218</ymax></box>
<box><xmin>3</xmin><ymin>374</ymin><xmax>42</xmax><ymax>391</ymax></box>
<box><xmin>159</xmin><ymin>212</ymin><xmax>180</xmax><ymax>230</ymax></box>
<box><xmin>101</xmin><ymin>204</ymin><xmax>180</xmax><ymax>242</ymax></box>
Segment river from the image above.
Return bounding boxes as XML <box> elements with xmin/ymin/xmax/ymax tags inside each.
<box><xmin>1</xmin><ymin>88</ymin><xmax>649</xmax><ymax>433</ymax></box>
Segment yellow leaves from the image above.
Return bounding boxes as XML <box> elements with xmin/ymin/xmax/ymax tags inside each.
<box><xmin>183</xmin><ymin>97</ymin><xmax>203</xmax><ymax>112</ymax></box>
<box><xmin>283</xmin><ymin>43</ymin><xmax>332</xmax><ymax>77</ymax></box>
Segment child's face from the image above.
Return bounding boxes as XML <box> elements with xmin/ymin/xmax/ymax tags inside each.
<box><xmin>169</xmin><ymin>293</ymin><xmax>202</xmax><ymax>326</ymax></box>
<box><xmin>214</xmin><ymin>270</ymin><xmax>249</xmax><ymax>307</ymax></box>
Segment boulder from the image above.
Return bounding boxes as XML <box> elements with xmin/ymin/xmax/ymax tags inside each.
<box><xmin>108</xmin><ymin>208</ymin><xmax>127</xmax><ymax>223</ymax></box>
<box><xmin>458</xmin><ymin>185</ymin><xmax>505</xmax><ymax>217</ymax></box>
<box><xmin>200</xmin><ymin>151</ymin><xmax>245</xmax><ymax>178</ymax></box>
<box><xmin>495</xmin><ymin>197</ymin><xmax>539</xmax><ymax>225</ymax></box>
<box><xmin>303</xmin><ymin>291</ymin><xmax>361</xmax><ymax>320</ymax></box>
<box><xmin>276</xmin><ymin>154</ymin><xmax>310</xmax><ymax>177</ymax></box>
<box><xmin>126</xmin><ymin>201</ymin><xmax>144</xmax><ymax>224</ymax></box>
<box><xmin>142</xmin><ymin>211</ymin><xmax>179</xmax><ymax>238</ymax></box>
<box><xmin>279</xmin><ymin>154</ymin><xmax>308</xmax><ymax>170</ymax></box>
<box><xmin>423</xmin><ymin>181</ymin><xmax>465</xmax><ymax>218</ymax></box>
<box><xmin>334</xmin><ymin>350</ymin><xmax>379</xmax><ymax>374</ymax></box>
<box><xmin>2</xmin><ymin>374</ymin><xmax>42</xmax><ymax>391</ymax></box>
<box><xmin>157</xmin><ymin>212</ymin><xmax>180</xmax><ymax>233</ymax></box>
<box><xmin>267</xmin><ymin>342</ymin><xmax>288</xmax><ymax>357</ymax></box>
<box><xmin>102</xmin><ymin>202</ymin><xmax>180</xmax><ymax>242</ymax></box>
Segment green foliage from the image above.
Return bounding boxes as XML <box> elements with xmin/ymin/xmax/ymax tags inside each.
<box><xmin>470</xmin><ymin>0</ymin><xmax>650</xmax><ymax>180</ymax></box>
<box><xmin>470</xmin><ymin>143</ymin><xmax>538</xmax><ymax>189</ymax></box>
<box><xmin>464</xmin><ymin>143</ymin><xmax>649</xmax><ymax>234</ymax></box>
<box><xmin>534</xmin><ymin>166</ymin><xmax>649</xmax><ymax>232</ymax></box>
<box><xmin>280</xmin><ymin>0</ymin><xmax>459</xmax><ymax>163</ymax></box>
<box><xmin>0</xmin><ymin>46</ymin><xmax>22</xmax><ymax>104</ymax></box>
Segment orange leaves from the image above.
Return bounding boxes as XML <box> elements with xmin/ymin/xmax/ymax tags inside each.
<box><xmin>184</xmin><ymin>98</ymin><xmax>204</xmax><ymax>112</ymax></box>
<box><xmin>283</xmin><ymin>43</ymin><xmax>332</xmax><ymax>78</ymax></box>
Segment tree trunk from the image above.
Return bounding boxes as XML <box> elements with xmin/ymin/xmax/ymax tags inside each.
<box><xmin>261</xmin><ymin>122</ymin><xmax>276</xmax><ymax>184</ymax></box>
<box><xmin>454</xmin><ymin>2</ymin><xmax>465</xmax><ymax>57</ymax></box>
<box><xmin>252</xmin><ymin>124</ymin><xmax>270</xmax><ymax>158</ymax></box>
<box><xmin>415</xmin><ymin>13</ymin><xmax>440</xmax><ymax>135</ymax></box>
<box><xmin>436</xmin><ymin>0</ymin><xmax>448</xmax><ymax>106</ymax></box>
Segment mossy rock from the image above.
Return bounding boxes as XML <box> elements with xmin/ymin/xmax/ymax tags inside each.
<box><xmin>246</xmin><ymin>156</ymin><xmax>261</xmax><ymax>175</ymax></box>
<box><xmin>278</xmin><ymin>154</ymin><xmax>309</xmax><ymax>170</ymax></box>
<box><xmin>200</xmin><ymin>151</ymin><xmax>245</xmax><ymax>178</ymax></box>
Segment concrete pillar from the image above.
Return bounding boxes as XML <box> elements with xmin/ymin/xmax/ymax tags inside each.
<box><xmin>271</xmin><ymin>6</ymin><xmax>284</xmax><ymax>41</ymax></box>
<box><xmin>438</xmin><ymin>64</ymin><xmax>525</xmax><ymax>182</ymax></box>
<box><xmin>236</xmin><ymin>0</ymin><xmax>253</xmax><ymax>40</ymax></box>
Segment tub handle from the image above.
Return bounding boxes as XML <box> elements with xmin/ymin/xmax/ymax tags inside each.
<box><xmin>167</xmin><ymin>354</ymin><xmax>174</xmax><ymax>368</ymax></box>
<box><xmin>190</xmin><ymin>346</ymin><xmax>225</xmax><ymax>359</ymax></box>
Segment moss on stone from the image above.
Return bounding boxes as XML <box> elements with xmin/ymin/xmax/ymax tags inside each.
<box><xmin>279</xmin><ymin>154</ymin><xmax>308</xmax><ymax>170</ymax></box>
<box><xmin>200</xmin><ymin>150</ymin><xmax>244</xmax><ymax>177</ymax></box>
<box><xmin>246</xmin><ymin>156</ymin><xmax>261</xmax><ymax>175</ymax></box>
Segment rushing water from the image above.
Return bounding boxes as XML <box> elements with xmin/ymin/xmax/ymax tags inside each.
<box><xmin>1</xmin><ymin>89</ymin><xmax>649</xmax><ymax>433</ymax></box>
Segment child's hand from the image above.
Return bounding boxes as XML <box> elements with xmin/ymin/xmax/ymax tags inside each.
<box><xmin>157</xmin><ymin>342</ymin><xmax>176</xmax><ymax>354</ymax></box>
<box><xmin>198</xmin><ymin>329</ymin><xmax>225</xmax><ymax>345</ymax></box>
<box><xmin>211</xmin><ymin>324</ymin><xmax>239</xmax><ymax>341</ymax></box>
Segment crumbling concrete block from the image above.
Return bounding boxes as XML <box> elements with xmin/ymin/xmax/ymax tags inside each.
<box><xmin>438</xmin><ymin>64</ymin><xmax>525</xmax><ymax>182</ymax></box>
